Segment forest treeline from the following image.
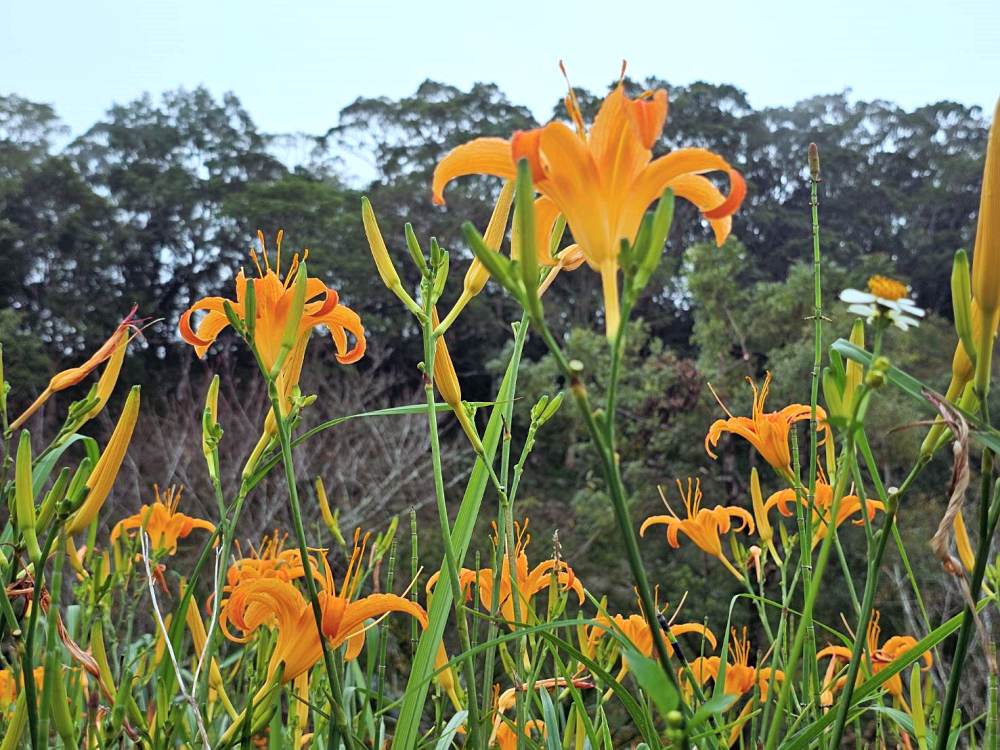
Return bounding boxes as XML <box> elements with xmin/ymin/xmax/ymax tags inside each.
<box><xmin>0</xmin><ymin>79</ymin><xmax>990</xmax><ymax>393</ymax></box>
<box><xmin>0</xmin><ymin>79</ymin><xmax>994</xmax><ymax>708</ymax></box>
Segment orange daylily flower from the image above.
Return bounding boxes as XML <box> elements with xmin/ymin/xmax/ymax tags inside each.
<box><xmin>9</xmin><ymin>307</ymin><xmax>140</xmax><ymax>432</ymax></box>
<box><xmin>221</xmin><ymin>533</ymin><xmax>427</xmax><ymax>684</ymax></box>
<box><xmin>489</xmin><ymin>678</ymin><xmax>593</xmax><ymax>748</ymax></box>
<box><xmin>586</xmin><ymin>610</ymin><xmax>716</xmax><ymax>682</ymax></box>
<box><xmin>687</xmin><ymin>628</ymin><xmax>783</xmax><ymax>701</ymax></box>
<box><xmin>494</xmin><ymin>719</ymin><xmax>546</xmax><ymax>750</ymax></box>
<box><xmin>687</xmin><ymin>628</ymin><xmax>784</xmax><ymax>746</ymax></box>
<box><xmin>763</xmin><ymin>477</ymin><xmax>884</xmax><ymax>549</ymax></box>
<box><xmin>640</xmin><ymin>478</ymin><xmax>754</xmax><ymax>579</ymax></box>
<box><xmin>179</xmin><ymin>231</ymin><xmax>365</xmax><ymax>433</ymax></box>
<box><xmin>817</xmin><ymin>610</ymin><xmax>932</xmax><ymax>710</ymax></box>
<box><xmin>426</xmin><ymin>520</ymin><xmax>584</xmax><ymax>627</ymax></box>
<box><xmin>816</xmin><ymin>610</ymin><xmax>934</xmax><ymax>711</ymax></box>
<box><xmin>209</xmin><ymin>531</ymin><xmax>324</xmax><ymax>615</ymax></box>
<box><xmin>111</xmin><ymin>485</ymin><xmax>215</xmax><ymax>556</ymax></box>
<box><xmin>705</xmin><ymin>372</ymin><xmax>827</xmax><ymax>478</ymax></box>
<box><xmin>0</xmin><ymin>667</ymin><xmax>47</xmax><ymax>714</ymax></box>
<box><xmin>432</xmin><ymin>65</ymin><xmax>746</xmax><ymax>337</ymax></box>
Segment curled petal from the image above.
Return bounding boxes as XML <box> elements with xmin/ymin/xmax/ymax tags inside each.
<box><xmin>432</xmin><ymin>137</ymin><xmax>516</xmax><ymax>205</ymax></box>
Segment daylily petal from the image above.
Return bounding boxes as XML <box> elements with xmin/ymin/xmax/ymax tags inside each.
<box><xmin>432</xmin><ymin>137</ymin><xmax>517</xmax><ymax>205</ymax></box>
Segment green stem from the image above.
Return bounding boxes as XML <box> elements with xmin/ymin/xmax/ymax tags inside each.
<box><xmin>22</xmin><ymin>524</ymin><xmax>59</xmax><ymax>750</ymax></box>
<box><xmin>268</xmin><ymin>382</ymin><xmax>356</xmax><ymax>750</ymax></box>
<box><xmin>764</xmin><ymin>438</ymin><xmax>854</xmax><ymax>749</ymax></box>
<box><xmin>421</xmin><ymin>284</ymin><xmax>484</xmax><ymax>743</ymax></box>
<box><xmin>826</xmin><ymin>457</ymin><xmax>927</xmax><ymax>748</ymax></box>
<box><xmin>934</xmin><ymin>458</ymin><xmax>1000</xmax><ymax>749</ymax></box>
<box><xmin>532</xmin><ymin>318</ymin><xmax>685</xmax><ymax>699</ymax></box>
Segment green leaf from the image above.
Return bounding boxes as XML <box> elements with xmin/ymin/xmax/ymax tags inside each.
<box><xmin>622</xmin><ymin>644</ymin><xmax>680</xmax><ymax>719</ymax></box>
<box><xmin>432</xmin><ymin>710</ymin><xmax>468</xmax><ymax>750</ymax></box>
<box><xmin>539</xmin><ymin>688</ymin><xmax>563</xmax><ymax>750</ymax></box>
<box><xmin>689</xmin><ymin>692</ymin><xmax>738</xmax><ymax>729</ymax></box>
<box><xmin>831</xmin><ymin>339</ymin><xmax>1000</xmax><ymax>453</ymax></box>
<box><xmin>390</xmin><ymin>331</ymin><xmax>525</xmax><ymax>750</ymax></box>
<box><xmin>32</xmin><ymin>434</ymin><xmax>99</xmax><ymax>500</ymax></box>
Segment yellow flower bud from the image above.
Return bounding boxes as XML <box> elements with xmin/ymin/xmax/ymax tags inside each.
<box><xmin>431</xmin><ymin>308</ymin><xmax>462</xmax><ymax>410</ymax></box>
<box><xmin>362</xmin><ymin>196</ymin><xmax>402</xmax><ymax>291</ymax></box>
<box><xmin>66</xmin><ymin>386</ymin><xmax>140</xmax><ymax>535</ymax></box>
<box><xmin>314</xmin><ymin>477</ymin><xmax>346</xmax><ymax>547</ymax></box>
<box><xmin>464</xmin><ymin>181</ymin><xmax>515</xmax><ymax>298</ymax></box>
<box><xmin>971</xmin><ymin>98</ymin><xmax>1000</xmax><ymax>316</ymax></box>
<box><xmin>82</xmin><ymin>337</ymin><xmax>128</xmax><ymax>422</ymax></box>
<box><xmin>750</xmin><ymin>468</ymin><xmax>781</xmax><ymax>565</ymax></box>
<box><xmin>431</xmin><ymin>308</ymin><xmax>481</xmax><ymax>450</ymax></box>
<box><xmin>436</xmin><ymin>181</ymin><xmax>515</xmax><ymax>336</ymax></box>
<box><xmin>362</xmin><ymin>198</ymin><xmax>422</xmax><ymax>317</ymax></box>
<box><xmin>953</xmin><ymin>509</ymin><xmax>976</xmax><ymax>575</ymax></box>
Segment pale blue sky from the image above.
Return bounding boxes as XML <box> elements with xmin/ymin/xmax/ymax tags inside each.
<box><xmin>3</xmin><ymin>0</ymin><xmax>998</xmax><ymax>139</ymax></box>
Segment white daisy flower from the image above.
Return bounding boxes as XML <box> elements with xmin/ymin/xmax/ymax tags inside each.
<box><xmin>839</xmin><ymin>275</ymin><xmax>924</xmax><ymax>331</ymax></box>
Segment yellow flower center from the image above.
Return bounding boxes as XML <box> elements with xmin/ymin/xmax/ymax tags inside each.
<box><xmin>866</xmin><ymin>275</ymin><xmax>907</xmax><ymax>301</ymax></box>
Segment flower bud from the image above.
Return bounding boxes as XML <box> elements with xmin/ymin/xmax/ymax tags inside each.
<box><xmin>845</xmin><ymin>319</ymin><xmax>865</xmax><ymax>407</ymax></box>
<box><xmin>314</xmin><ymin>477</ymin><xmax>346</xmax><ymax>547</ymax></box>
<box><xmin>953</xmin><ymin>509</ymin><xmax>976</xmax><ymax>574</ymax></box>
<box><xmin>66</xmin><ymin>386</ymin><xmax>140</xmax><ymax>535</ymax></box>
<box><xmin>271</xmin><ymin>260</ymin><xmax>308</xmax><ymax>378</ymax></box>
<box><xmin>465</xmin><ymin>181</ymin><xmax>515</xmax><ymax>297</ymax></box>
<box><xmin>865</xmin><ymin>357</ymin><xmax>890</xmax><ymax>389</ymax></box>
<box><xmin>971</xmin><ymin>98</ymin><xmax>1000</xmax><ymax>316</ymax></box>
<box><xmin>362</xmin><ymin>196</ymin><xmax>403</xmax><ymax>291</ymax></box>
<box><xmin>430</xmin><ymin>308</ymin><xmax>480</xmax><ymax>450</ymax></box>
<box><xmin>750</xmin><ymin>468</ymin><xmax>780</xmax><ymax>565</ymax></box>
<box><xmin>951</xmin><ymin>249</ymin><xmax>976</xmax><ymax>366</ymax></box>
<box><xmin>15</xmin><ymin>431</ymin><xmax>42</xmax><ymax>564</ymax></box>
<box><xmin>82</xmin><ymin>337</ymin><xmax>128</xmax><ymax>423</ymax></box>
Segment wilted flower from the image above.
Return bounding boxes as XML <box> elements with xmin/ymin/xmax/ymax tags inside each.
<box><xmin>432</xmin><ymin>65</ymin><xmax>745</xmax><ymax>338</ymax></box>
<box><xmin>9</xmin><ymin>307</ymin><xmax>139</xmax><ymax>432</ymax></box>
<box><xmin>640</xmin><ymin>478</ymin><xmax>754</xmax><ymax>579</ymax></box>
<box><xmin>111</xmin><ymin>485</ymin><xmax>215</xmax><ymax>556</ymax></box>
<box><xmin>706</xmin><ymin>372</ymin><xmax>826</xmax><ymax>479</ymax></box>
<box><xmin>840</xmin><ymin>275</ymin><xmax>924</xmax><ymax>331</ymax></box>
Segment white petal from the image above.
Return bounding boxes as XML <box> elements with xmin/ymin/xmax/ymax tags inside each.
<box><xmin>847</xmin><ymin>303</ymin><xmax>877</xmax><ymax>318</ymax></box>
<box><xmin>840</xmin><ymin>289</ymin><xmax>876</xmax><ymax>304</ymax></box>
